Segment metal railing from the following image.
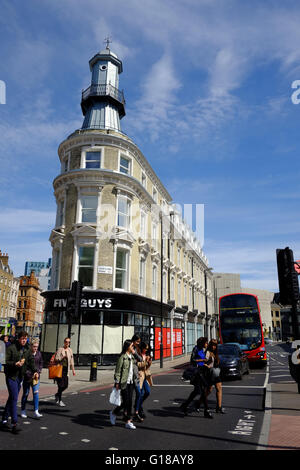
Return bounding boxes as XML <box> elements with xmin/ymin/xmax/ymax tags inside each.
<box><xmin>82</xmin><ymin>83</ymin><xmax>125</xmax><ymax>105</ymax></box>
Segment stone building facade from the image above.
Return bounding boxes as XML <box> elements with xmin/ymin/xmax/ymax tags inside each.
<box><xmin>41</xmin><ymin>46</ymin><xmax>215</xmax><ymax>365</ymax></box>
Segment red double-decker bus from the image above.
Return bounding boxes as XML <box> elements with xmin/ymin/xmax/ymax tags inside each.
<box><xmin>219</xmin><ymin>293</ymin><xmax>267</xmax><ymax>365</ymax></box>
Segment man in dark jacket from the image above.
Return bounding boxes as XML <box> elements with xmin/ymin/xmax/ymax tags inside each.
<box><xmin>1</xmin><ymin>331</ymin><xmax>38</xmax><ymax>434</ymax></box>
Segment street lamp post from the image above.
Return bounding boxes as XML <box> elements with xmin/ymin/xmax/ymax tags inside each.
<box><xmin>160</xmin><ymin>211</ymin><xmax>164</xmax><ymax>368</ymax></box>
<box><xmin>204</xmin><ymin>267</ymin><xmax>213</xmax><ymax>339</ymax></box>
<box><xmin>159</xmin><ymin>209</ymin><xmax>174</xmax><ymax>368</ymax></box>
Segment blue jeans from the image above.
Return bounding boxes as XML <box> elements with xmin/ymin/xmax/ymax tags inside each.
<box><xmin>135</xmin><ymin>379</ymin><xmax>151</xmax><ymax>413</ymax></box>
<box><xmin>21</xmin><ymin>380</ymin><xmax>40</xmax><ymax>411</ymax></box>
<box><xmin>2</xmin><ymin>377</ymin><xmax>22</xmax><ymax>425</ymax></box>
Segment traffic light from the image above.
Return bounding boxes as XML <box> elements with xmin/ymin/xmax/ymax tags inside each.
<box><xmin>276</xmin><ymin>247</ymin><xmax>300</xmax><ymax>305</ymax></box>
<box><xmin>67</xmin><ymin>281</ymin><xmax>83</xmax><ymax>322</ymax></box>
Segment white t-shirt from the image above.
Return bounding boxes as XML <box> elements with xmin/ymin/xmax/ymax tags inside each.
<box><xmin>126</xmin><ymin>353</ymin><xmax>133</xmax><ymax>384</ymax></box>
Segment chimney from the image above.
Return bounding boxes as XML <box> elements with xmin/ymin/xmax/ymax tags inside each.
<box><xmin>0</xmin><ymin>250</ymin><xmax>9</xmax><ymax>266</ymax></box>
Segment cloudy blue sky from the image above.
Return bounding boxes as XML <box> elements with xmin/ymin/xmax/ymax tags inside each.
<box><xmin>1</xmin><ymin>0</ymin><xmax>300</xmax><ymax>292</ymax></box>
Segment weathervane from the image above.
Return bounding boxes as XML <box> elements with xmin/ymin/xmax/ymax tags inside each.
<box><xmin>104</xmin><ymin>36</ymin><xmax>112</xmax><ymax>50</ymax></box>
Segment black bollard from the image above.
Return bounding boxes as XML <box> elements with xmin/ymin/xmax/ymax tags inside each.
<box><xmin>89</xmin><ymin>355</ymin><xmax>98</xmax><ymax>382</ymax></box>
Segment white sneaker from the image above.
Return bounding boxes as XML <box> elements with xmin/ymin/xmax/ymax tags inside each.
<box><xmin>58</xmin><ymin>401</ymin><xmax>66</xmax><ymax>407</ymax></box>
<box><xmin>34</xmin><ymin>411</ymin><xmax>43</xmax><ymax>418</ymax></box>
<box><xmin>21</xmin><ymin>412</ymin><xmax>27</xmax><ymax>418</ymax></box>
<box><xmin>125</xmin><ymin>422</ymin><xmax>136</xmax><ymax>430</ymax></box>
<box><xmin>109</xmin><ymin>411</ymin><xmax>116</xmax><ymax>426</ymax></box>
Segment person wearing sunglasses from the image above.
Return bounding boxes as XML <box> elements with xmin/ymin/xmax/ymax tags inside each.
<box><xmin>54</xmin><ymin>338</ymin><xmax>75</xmax><ymax>407</ymax></box>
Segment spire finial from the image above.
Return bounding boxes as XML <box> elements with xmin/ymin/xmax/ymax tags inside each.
<box><xmin>104</xmin><ymin>36</ymin><xmax>112</xmax><ymax>50</ymax></box>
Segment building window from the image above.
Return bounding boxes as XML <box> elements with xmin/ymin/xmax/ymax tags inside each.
<box><xmin>178</xmin><ymin>279</ymin><xmax>181</xmax><ymax>306</ymax></box>
<box><xmin>81</xmin><ymin>195</ymin><xmax>98</xmax><ymax>223</ymax></box>
<box><xmin>62</xmin><ymin>154</ymin><xmax>69</xmax><ymax>173</ymax></box>
<box><xmin>85</xmin><ymin>151</ymin><xmax>101</xmax><ymax>169</ymax></box>
<box><xmin>115</xmin><ymin>249</ymin><xmax>128</xmax><ymax>290</ymax></box>
<box><xmin>57</xmin><ymin>200</ymin><xmax>64</xmax><ymax>227</ymax></box>
<box><xmin>139</xmin><ymin>258</ymin><xmax>146</xmax><ymax>296</ymax></box>
<box><xmin>153</xmin><ymin>188</ymin><xmax>158</xmax><ymax>203</ymax></box>
<box><xmin>170</xmin><ymin>241</ymin><xmax>174</xmax><ymax>262</ymax></box>
<box><xmin>184</xmin><ymin>284</ymin><xmax>187</xmax><ymax>305</ymax></box>
<box><xmin>119</xmin><ymin>155</ymin><xmax>131</xmax><ymax>175</ymax></box>
<box><xmin>152</xmin><ymin>223</ymin><xmax>158</xmax><ymax>250</ymax></box>
<box><xmin>170</xmin><ymin>276</ymin><xmax>175</xmax><ymax>301</ymax></box>
<box><xmin>177</xmin><ymin>247</ymin><xmax>181</xmax><ymax>266</ymax></box>
<box><xmin>141</xmin><ymin>172</ymin><xmax>146</xmax><ymax>188</ymax></box>
<box><xmin>152</xmin><ymin>265</ymin><xmax>158</xmax><ymax>300</ymax></box>
<box><xmin>140</xmin><ymin>211</ymin><xmax>147</xmax><ymax>240</ymax></box>
<box><xmin>163</xmin><ymin>271</ymin><xmax>167</xmax><ymax>302</ymax></box>
<box><xmin>78</xmin><ymin>246</ymin><xmax>95</xmax><ymax>287</ymax></box>
<box><xmin>117</xmin><ymin>195</ymin><xmax>131</xmax><ymax>229</ymax></box>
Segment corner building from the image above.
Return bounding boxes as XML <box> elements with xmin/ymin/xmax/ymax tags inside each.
<box><xmin>41</xmin><ymin>46</ymin><xmax>215</xmax><ymax>365</ymax></box>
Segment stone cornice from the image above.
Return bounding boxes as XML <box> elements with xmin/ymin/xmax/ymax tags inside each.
<box><xmin>57</xmin><ymin>130</ymin><xmax>172</xmax><ymax>203</ymax></box>
<box><xmin>53</xmin><ymin>169</ymin><xmax>154</xmax><ymax>209</ymax></box>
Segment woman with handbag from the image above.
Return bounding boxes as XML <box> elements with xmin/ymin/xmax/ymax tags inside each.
<box><xmin>208</xmin><ymin>339</ymin><xmax>225</xmax><ymax>414</ymax></box>
<box><xmin>134</xmin><ymin>342</ymin><xmax>152</xmax><ymax>421</ymax></box>
<box><xmin>109</xmin><ymin>339</ymin><xmax>136</xmax><ymax>430</ymax></box>
<box><xmin>21</xmin><ymin>340</ymin><xmax>43</xmax><ymax>419</ymax></box>
<box><xmin>179</xmin><ymin>337</ymin><xmax>213</xmax><ymax>419</ymax></box>
<box><xmin>54</xmin><ymin>338</ymin><xmax>75</xmax><ymax>407</ymax></box>
<box><xmin>194</xmin><ymin>339</ymin><xmax>225</xmax><ymax>414</ymax></box>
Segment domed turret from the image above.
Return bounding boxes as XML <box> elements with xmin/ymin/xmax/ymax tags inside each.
<box><xmin>81</xmin><ymin>43</ymin><xmax>125</xmax><ymax>131</ymax></box>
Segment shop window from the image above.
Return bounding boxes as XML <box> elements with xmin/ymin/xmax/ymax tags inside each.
<box><xmin>135</xmin><ymin>314</ymin><xmax>143</xmax><ymax>326</ymax></box>
<box><xmin>82</xmin><ymin>310</ymin><xmax>102</xmax><ymax>325</ymax></box>
<box><xmin>123</xmin><ymin>312</ymin><xmax>134</xmax><ymax>326</ymax></box>
<box><xmin>45</xmin><ymin>311</ymin><xmax>60</xmax><ymax>324</ymax></box>
<box><xmin>103</xmin><ymin>311</ymin><xmax>122</xmax><ymax>325</ymax></box>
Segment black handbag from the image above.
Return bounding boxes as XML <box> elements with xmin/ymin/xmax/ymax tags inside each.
<box><xmin>182</xmin><ymin>366</ymin><xmax>197</xmax><ymax>382</ymax></box>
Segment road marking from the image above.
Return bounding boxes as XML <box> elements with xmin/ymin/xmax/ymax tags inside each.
<box><xmin>40</xmin><ymin>427</ymin><xmax>48</xmax><ymax>430</ymax></box>
<box><xmin>153</xmin><ymin>384</ymin><xmax>265</xmax><ymax>389</ymax></box>
<box><xmin>81</xmin><ymin>439</ymin><xmax>91</xmax><ymax>443</ymax></box>
<box><xmin>59</xmin><ymin>432</ymin><xmax>68</xmax><ymax>435</ymax></box>
<box><xmin>228</xmin><ymin>410</ymin><xmax>256</xmax><ymax>436</ymax></box>
<box><xmin>271</xmin><ymin>375</ymin><xmax>291</xmax><ymax>378</ymax></box>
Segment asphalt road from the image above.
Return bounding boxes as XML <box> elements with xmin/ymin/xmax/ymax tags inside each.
<box><xmin>0</xmin><ymin>353</ymin><xmax>273</xmax><ymax>451</ymax></box>
<box><xmin>267</xmin><ymin>342</ymin><xmax>293</xmax><ymax>385</ymax></box>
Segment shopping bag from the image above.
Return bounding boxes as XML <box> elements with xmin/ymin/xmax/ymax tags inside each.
<box><xmin>109</xmin><ymin>387</ymin><xmax>121</xmax><ymax>406</ymax></box>
<box><xmin>48</xmin><ymin>364</ymin><xmax>63</xmax><ymax>379</ymax></box>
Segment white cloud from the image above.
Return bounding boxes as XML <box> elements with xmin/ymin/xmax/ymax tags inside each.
<box><xmin>0</xmin><ymin>209</ymin><xmax>55</xmax><ymax>233</ymax></box>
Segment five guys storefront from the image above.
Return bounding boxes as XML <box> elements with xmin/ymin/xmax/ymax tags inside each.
<box><xmin>40</xmin><ymin>290</ymin><xmax>184</xmax><ymax>365</ymax></box>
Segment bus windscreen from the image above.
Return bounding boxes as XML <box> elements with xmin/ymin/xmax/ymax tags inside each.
<box><xmin>220</xmin><ymin>294</ymin><xmax>262</xmax><ymax>350</ymax></box>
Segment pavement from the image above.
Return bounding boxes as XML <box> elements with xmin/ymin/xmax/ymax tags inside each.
<box><xmin>1</xmin><ymin>346</ymin><xmax>300</xmax><ymax>450</ymax></box>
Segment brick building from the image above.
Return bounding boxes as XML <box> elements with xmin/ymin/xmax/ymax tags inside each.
<box><xmin>17</xmin><ymin>271</ymin><xmax>45</xmax><ymax>338</ymax></box>
<box><xmin>0</xmin><ymin>250</ymin><xmax>18</xmax><ymax>336</ymax></box>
